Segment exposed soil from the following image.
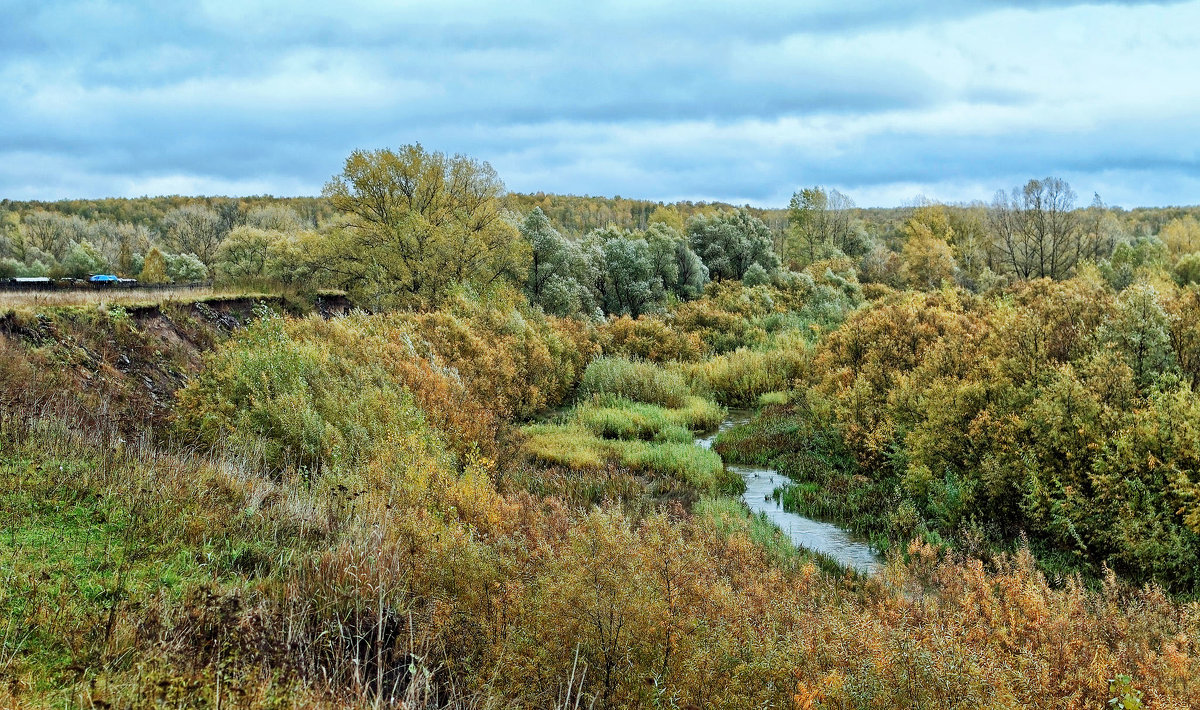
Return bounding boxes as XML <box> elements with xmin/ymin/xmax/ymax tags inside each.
<box><xmin>0</xmin><ymin>295</ymin><xmax>304</xmax><ymax>437</ymax></box>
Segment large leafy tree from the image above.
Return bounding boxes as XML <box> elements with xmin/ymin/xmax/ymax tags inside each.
<box><xmin>166</xmin><ymin>252</ymin><xmax>209</xmax><ymax>283</ymax></box>
<box><xmin>525</xmin><ymin>207</ymin><xmax>568</xmax><ymax>303</ymax></box>
<box><xmin>644</xmin><ymin>222</ymin><xmax>708</xmax><ymax>300</ymax></box>
<box><xmin>900</xmin><ymin>205</ymin><xmax>958</xmax><ymax>290</ymax></box>
<box><xmin>686</xmin><ymin>209</ymin><xmax>779</xmax><ymax>281</ymax></box>
<box><xmin>523</xmin><ymin>212</ymin><xmax>707</xmax><ymax>318</ymax></box>
<box><xmin>216</xmin><ymin>226</ymin><xmax>277</xmax><ymax>281</ymax></box>
<box><xmin>523</xmin><ymin>208</ymin><xmax>601</xmax><ymax>317</ymax></box>
<box><xmin>1161</xmin><ymin>216</ymin><xmax>1200</xmax><ymax>256</ymax></box>
<box><xmin>22</xmin><ymin>211</ymin><xmax>88</xmax><ymax>262</ymax></box>
<box><xmin>321</xmin><ymin>144</ymin><xmax>527</xmax><ymax>308</ymax></box>
<box><xmin>1108</xmin><ymin>282</ymin><xmax>1175</xmax><ymax>390</ymax></box>
<box><xmin>60</xmin><ymin>240</ymin><xmax>109</xmax><ymax>278</ymax></box>
<box><xmin>586</xmin><ymin>226</ymin><xmax>661</xmax><ymax>317</ymax></box>
<box><xmin>0</xmin><ymin>211</ymin><xmax>23</xmax><ymax>262</ymax></box>
<box><xmin>245</xmin><ymin>205</ymin><xmax>305</xmax><ymax>232</ymax></box>
<box><xmin>140</xmin><ymin>246</ymin><xmax>169</xmax><ymax>283</ymax></box>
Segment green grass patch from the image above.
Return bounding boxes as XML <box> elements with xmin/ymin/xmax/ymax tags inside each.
<box><xmin>619</xmin><ymin>441</ymin><xmax>735</xmax><ymax>492</ymax></box>
<box><xmin>575</xmin><ymin>402</ymin><xmax>691</xmax><ymax>443</ymax></box>
<box><xmin>523</xmin><ymin>390</ymin><xmax>737</xmax><ymax>494</ymax></box>
<box><xmin>521</xmin><ymin>423</ymin><xmax>609</xmax><ymax>470</ymax></box>
<box><xmin>573</xmin><ymin>396</ymin><xmax>724</xmax><ymax>442</ymax></box>
<box><xmin>521</xmin><ymin>423</ymin><xmax>739</xmax><ymax>494</ymax></box>
<box><xmin>0</xmin><ymin>454</ymin><xmax>216</xmax><ymax>692</ymax></box>
<box><xmin>670</xmin><ymin>396</ymin><xmax>728</xmax><ymax>431</ymax></box>
<box><xmin>757</xmin><ymin>390</ymin><xmax>790</xmax><ymax>407</ymax></box>
<box><xmin>0</xmin><ymin>425</ymin><xmax>316</xmax><ymax>700</ymax></box>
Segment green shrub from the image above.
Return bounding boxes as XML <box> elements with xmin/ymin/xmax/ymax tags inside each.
<box><xmin>175</xmin><ymin>313</ymin><xmax>451</xmax><ymax>474</ymax></box>
<box><xmin>672</xmin><ymin>298</ymin><xmax>769</xmax><ymax>354</ymax></box>
<box><xmin>600</xmin><ymin>314</ymin><xmax>704</xmax><ymax>362</ymax></box>
<box><xmin>579</xmin><ymin>356</ymin><xmax>691</xmax><ymax>407</ymax></box>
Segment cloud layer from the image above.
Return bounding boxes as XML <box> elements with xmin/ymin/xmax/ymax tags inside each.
<box><xmin>2</xmin><ymin>0</ymin><xmax>1199</xmax><ymax>207</ymax></box>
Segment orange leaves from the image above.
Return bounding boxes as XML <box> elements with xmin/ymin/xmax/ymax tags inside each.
<box><xmin>599</xmin><ymin>314</ymin><xmax>704</xmax><ymax>363</ymax></box>
<box><xmin>790</xmin><ymin>683</ymin><xmax>819</xmax><ymax>710</ymax></box>
<box><xmin>389</xmin><ymin>298</ymin><xmax>596</xmax><ymax>421</ymax></box>
<box><xmin>796</xmin><ymin>276</ymin><xmax>1200</xmax><ymax>589</ymax></box>
<box><xmin>792</xmin><ymin>668</ymin><xmax>846</xmax><ymax>709</ymax></box>
<box><xmin>863</xmin><ymin>545</ymin><xmax>1200</xmax><ymax>709</ymax></box>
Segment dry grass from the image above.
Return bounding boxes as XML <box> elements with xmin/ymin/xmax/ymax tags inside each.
<box><xmin>0</xmin><ymin>286</ymin><xmax>261</xmax><ymax>311</ymax></box>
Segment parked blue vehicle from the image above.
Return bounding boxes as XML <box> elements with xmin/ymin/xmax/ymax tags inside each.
<box><xmin>88</xmin><ymin>274</ymin><xmax>119</xmax><ymax>283</ymax></box>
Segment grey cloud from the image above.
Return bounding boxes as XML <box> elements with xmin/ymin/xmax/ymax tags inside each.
<box><xmin>2</xmin><ymin>0</ymin><xmax>1199</xmax><ymax>206</ymax></box>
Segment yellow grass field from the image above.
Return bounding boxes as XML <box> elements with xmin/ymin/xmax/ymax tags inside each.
<box><xmin>0</xmin><ymin>286</ymin><xmax>254</xmax><ymax>311</ymax></box>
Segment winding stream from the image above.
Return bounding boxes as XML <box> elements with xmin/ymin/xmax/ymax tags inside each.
<box><xmin>697</xmin><ymin>413</ymin><xmax>883</xmax><ymax>575</ymax></box>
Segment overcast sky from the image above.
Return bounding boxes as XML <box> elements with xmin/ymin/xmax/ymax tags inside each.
<box><xmin>2</xmin><ymin>1</ymin><xmax>1199</xmax><ymax>207</ymax></box>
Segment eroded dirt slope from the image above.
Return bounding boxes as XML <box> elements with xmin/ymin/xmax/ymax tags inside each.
<box><xmin>0</xmin><ymin>296</ymin><xmax>296</xmax><ymax>436</ymax></box>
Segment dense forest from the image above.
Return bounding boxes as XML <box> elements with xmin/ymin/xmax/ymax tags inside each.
<box><xmin>3</xmin><ymin>145</ymin><xmax>1200</xmax><ymax>708</ymax></box>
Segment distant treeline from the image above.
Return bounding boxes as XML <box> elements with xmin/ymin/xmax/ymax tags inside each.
<box><xmin>0</xmin><ymin>195</ymin><xmax>334</xmax><ymax>231</ymax></box>
<box><xmin>5</xmin><ymin>191</ymin><xmax>1198</xmax><ymax>241</ymax></box>
<box><xmin>505</xmin><ymin>192</ymin><xmax>790</xmax><ymax>234</ymax></box>
<box><xmin>4</xmin><ymin>172</ymin><xmax>1200</xmax><ymax>299</ymax></box>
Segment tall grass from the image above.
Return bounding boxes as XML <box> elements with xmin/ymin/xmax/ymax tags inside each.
<box><xmin>522</xmin><ymin>387</ymin><xmax>732</xmax><ymax>493</ymax></box>
<box><xmin>619</xmin><ymin>440</ymin><xmax>737</xmax><ymax>492</ymax></box>
<box><xmin>572</xmin><ymin>396</ymin><xmax>723</xmax><ymax>441</ymax></box>
<box><xmin>578</xmin><ymin>356</ymin><xmax>691</xmax><ymax>408</ymax></box>
<box><xmin>521</xmin><ymin>422</ymin><xmax>736</xmax><ymax>494</ymax></box>
<box><xmin>681</xmin><ymin>337</ymin><xmax>807</xmax><ymax>407</ymax></box>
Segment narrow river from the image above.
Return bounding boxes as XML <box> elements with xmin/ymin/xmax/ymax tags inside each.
<box><xmin>697</xmin><ymin>413</ymin><xmax>883</xmax><ymax>575</ymax></box>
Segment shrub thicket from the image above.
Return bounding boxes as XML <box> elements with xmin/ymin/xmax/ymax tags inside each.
<box><xmin>725</xmin><ymin>278</ymin><xmax>1200</xmax><ymax>591</ymax></box>
<box><xmin>599</xmin><ymin>314</ymin><xmax>704</xmax><ymax>362</ymax></box>
<box><xmin>5</xmin><ymin>420</ymin><xmax>1198</xmax><ymax>708</ymax></box>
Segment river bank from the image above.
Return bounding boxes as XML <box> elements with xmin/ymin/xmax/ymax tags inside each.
<box><xmin>698</xmin><ymin>412</ymin><xmax>882</xmax><ymax>574</ymax></box>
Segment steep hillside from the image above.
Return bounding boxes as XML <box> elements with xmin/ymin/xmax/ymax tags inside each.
<box><xmin>0</xmin><ymin>295</ymin><xmax>334</xmax><ymax>436</ymax></box>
